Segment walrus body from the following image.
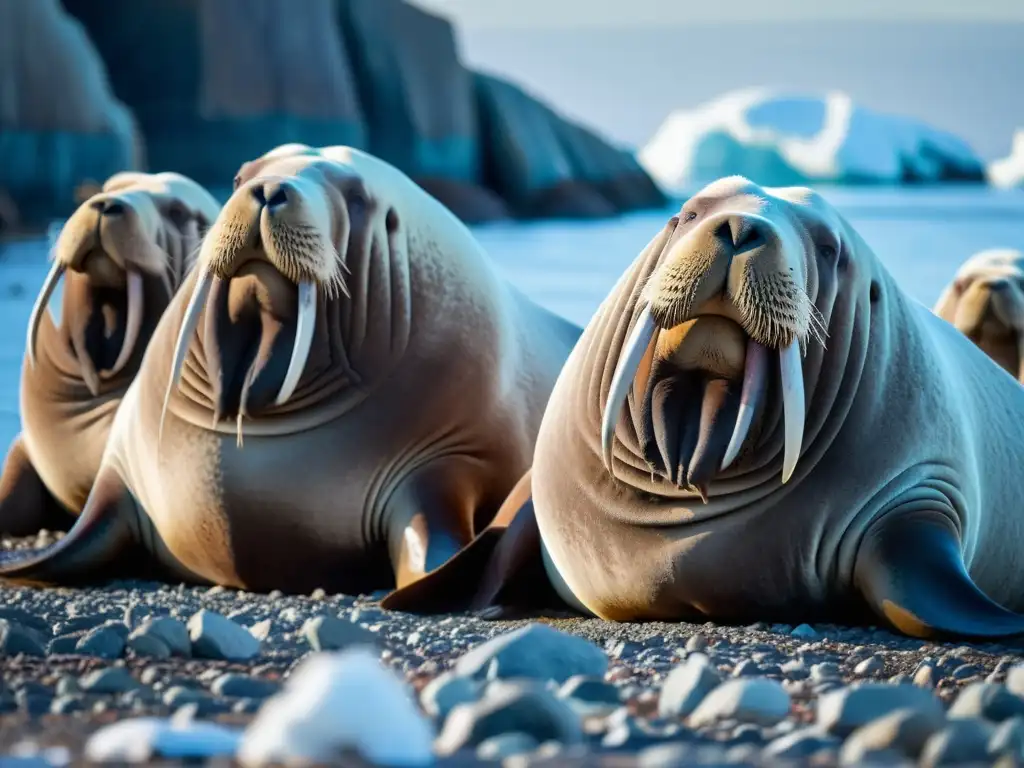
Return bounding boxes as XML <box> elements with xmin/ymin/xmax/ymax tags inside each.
<box><xmin>384</xmin><ymin>176</ymin><xmax>1024</xmax><ymax>641</ymax></box>
<box><xmin>0</xmin><ymin>172</ymin><xmax>219</xmax><ymax>536</ymax></box>
<box><xmin>933</xmin><ymin>248</ymin><xmax>1024</xmax><ymax>383</ymax></box>
<box><xmin>0</xmin><ymin>145</ymin><xmax>580</xmax><ymax>593</ymax></box>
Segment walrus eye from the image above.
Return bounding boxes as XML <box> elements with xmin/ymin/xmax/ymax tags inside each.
<box><xmin>818</xmin><ymin>243</ymin><xmax>837</xmax><ymax>261</ymax></box>
<box><xmin>233</xmin><ymin>175</ymin><xmax>243</xmax><ymax>191</ymax></box>
<box><xmin>683</xmin><ymin>210</ymin><xmax>697</xmax><ymax>223</ymax></box>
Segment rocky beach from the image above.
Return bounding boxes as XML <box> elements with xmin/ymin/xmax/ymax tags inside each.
<box><xmin>1</xmin><ymin>534</ymin><xmax>1024</xmax><ymax>766</ymax></box>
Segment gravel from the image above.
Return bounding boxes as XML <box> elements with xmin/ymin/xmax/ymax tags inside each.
<box><xmin>0</xmin><ymin>575</ymin><xmax>1022</xmax><ymax>765</ymax></box>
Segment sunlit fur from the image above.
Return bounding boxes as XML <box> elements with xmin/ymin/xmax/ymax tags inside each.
<box><xmin>643</xmin><ymin>176</ymin><xmax>828</xmax><ymax>352</ymax></box>
<box><xmin>200</xmin><ymin>161</ymin><xmax>349</xmax><ymax>300</ymax></box>
<box><xmin>933</xmin><ymin>248</ymin><xmax>1024</xmax><ymax>381</ymax></box>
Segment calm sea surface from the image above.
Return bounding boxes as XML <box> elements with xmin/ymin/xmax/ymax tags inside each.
<box><xmin>1</xmin><ymin>185</ymin><xmax>1023</xmax><ymax>449</ymax></box>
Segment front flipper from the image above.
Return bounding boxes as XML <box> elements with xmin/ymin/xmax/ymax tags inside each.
<box><xmin>0</xmin><ymin>435</ymin><xmax>75</xmax><ymax>536</ymax></box>
<box><xmin>0</xmin><ymin>466</ymin><xmax>142</xmax><ymax>587</ymax></box>
<box><xmin>854</xmin><ymin>510</ymin><xmax>1024</xmax><ymax>639</ymax></box>
<box><xmin>381</xmin><ymin>470</ymin><xmax>572</xmax><ymax>618</ymax></box>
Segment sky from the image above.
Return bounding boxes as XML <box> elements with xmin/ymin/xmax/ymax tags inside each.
<box><xmin>412</xmin><ymin>0</ymin><xmax>1024</xmax><ymax>26</ymax></box>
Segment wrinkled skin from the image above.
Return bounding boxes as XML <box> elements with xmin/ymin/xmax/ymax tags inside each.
<box><xmin>934</xmin><ymin>248</ymin><xmax>1024</xmax><ymax>383</ymax></box>
<box><xmin>384</xmin><ymin>176</ymin><xmax>1024</xmax><ymax>642</ymax></box>
<box><xmin>0</xmin><ymin>145</ymin><xmax>580</xmax><ymax>595</ymax></box>
<box><xmin>0</xmin><ymin>172</ymin><xmax>219</xmax><ymax>536</ymax></box>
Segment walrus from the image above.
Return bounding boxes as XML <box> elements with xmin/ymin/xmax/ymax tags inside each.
<box><xmin>0</xmin><ymin>172</ymin><xmax>219</xmax><ymax>537</ymax></box>
<box><xmin>933</xmin><ymin>248</ymin><xmax>1024</xmax><ymax>383</ymax></box>
<box><xmin>382</xmin><ymin>175</ymin><xmax>1024</xmax><ymax>641</ymax></box>
<box><xmin>0</xmin><ymin>144</ymin><xmax>580</xmax><ymax>593</ymax></box>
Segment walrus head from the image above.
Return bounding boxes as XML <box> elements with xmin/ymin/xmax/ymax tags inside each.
<box><xmin>162</xmin><ymin>145</ymin><xmax>423</xmax><ymax>445</ymax></box>
<box><xmin>26</xmin><ymin>172</ymin><xmax>219</xmax><ymax>396</ymax></box>
<box><xmin>933</xmin><ymin>248</ymin><xmax>1024</xmax><ymax>383</ymax></box>
<box><xmin>601</xmin><ymin>176</ymin><xmax>853</xmax><ymax>499</ymax></box>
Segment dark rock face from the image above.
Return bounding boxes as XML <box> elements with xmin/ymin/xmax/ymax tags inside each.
<box><xmin>11</xmin><ymin>0</ymin><xmax>663</xmax><ymax>230</ymax></box>
<box><xmin>60</xmin><ymin>0</ymin><xmax>366</xmax><ymax>191</ymax></box>
<box><xmin>0</xmin><ymin>0</ymin><xmax>139</xmax><ymax>228</ymax></box>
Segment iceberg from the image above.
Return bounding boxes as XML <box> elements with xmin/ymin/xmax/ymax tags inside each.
<box><xmin>639</xmin><ymin>88</ymin><xmax>985</xmax><ymax>194</ymax></box>
<box><xmin>988</xmin><ymin>129</ymin><xmax>1024</xmax><ymax>189</ymax></box>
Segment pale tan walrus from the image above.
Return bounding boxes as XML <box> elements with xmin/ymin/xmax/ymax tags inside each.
<box><xmin>383</xmin><ymin>175</ymin><xmax>1024</xmax><ymax>641</ymax></box>
<box><xmin>0</xmin><ymin>145</ymin><xmax>581</xmax><ymax>593</ymax></box>
<box><xmin>0</xmin><ymin>172</ymin><xmax>219</xmax><ymax>538</ymax></box>
<box><xmin>933</xmin><ymin>248</ymin><xmax>1024</xmax><ymax>383</ymax></box>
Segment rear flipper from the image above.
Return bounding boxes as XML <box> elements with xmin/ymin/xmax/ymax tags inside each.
<box><xmin>0</xmin><ymin>466</ymin><xmax>154</xmax><ymax>587</ymax></box>
<box><xmin>381</xmin><ymin>469</ymin><xmax>576</xmax><ymax>619</ymax></box>
<box><xmin>854</xmin><ymin>509</ymin><xmax>1024</xmax><ymax>639</ymax></box>
<box><xmin>0</xmin><ymin>435</ymin><xmax>77</xmax><ymax>536</ymax></box>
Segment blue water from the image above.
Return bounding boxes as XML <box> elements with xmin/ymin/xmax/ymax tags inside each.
<box><xmin>2</xmin><ymin>186</ymin><xmax>1024</xmax><ymax>451</ymax></box>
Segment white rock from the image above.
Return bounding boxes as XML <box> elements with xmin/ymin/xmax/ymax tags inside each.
<box><xmin>639</xmin><ymin>88</ymin><xmax>983</xmax><ymax>194</ymax></box>
<box><xmin>237</xmin><ymin>648</ymin><xmax>434</xmax><ymax>767</ymax></box>
<box><xmin>988</xmin><ymin>129</ymin><xmax>1024</xmax><ymax>189</ymax></box>
<box><xmin>688</xmin><ymin>678</ymin><xmax>791</xmax><ymax>727</ymax></box>
<box><xmin>84</xmin><ymin>718</ymin><xmax>241</xmax><ymax>762</ymax></box>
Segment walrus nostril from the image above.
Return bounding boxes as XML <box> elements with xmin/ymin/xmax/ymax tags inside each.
<box><xmin>990</xmin><ymin>279</ymin><xmax>1011</xmax><ymax>293</ymax></box>
<box><xmin>101</xmin><ymin>200</ymin><xmax>125</xmax><ymax>216</ymax></box>
<box><xmin>263</xmin><ymin>182</ymin><xmax>289</xmax><ymax>211</ymax></box>
<box><xmin>728</xmin><ymin>217</ymin><xmax>767</xmax><ymax>253</ymax></box>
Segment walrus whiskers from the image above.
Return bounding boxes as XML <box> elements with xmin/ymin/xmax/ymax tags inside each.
<box><xmin>160</xmin><ymin>268</ymin><xmax>213</xmax><ymax>443</ymax></box>
<box><xmin>26</xmin><ymin>260</ymin><xmax>66</xmax><ymax>369</ymax></box>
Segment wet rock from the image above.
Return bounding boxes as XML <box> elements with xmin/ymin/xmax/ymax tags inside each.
<box><xmin>658</xmin><ymin>653</ymin><xmax>722</xmax><ymax>718</ymax></box>
<box><xmin>920</xmin><ymin>719</ymin><xmax>995</xmax><ymax>767</ymax></box>
<box><xmin>237</xmin><ymin>648</ymin><xmax>433</xmax><ymax>767</ymax></box>
<box><xmin>435</xmin><ymin>681</ymin><xmax>582</xmax><ymax>756</ymax></box>
<box><xmin>211</xmin><ymin>674</ymin><xmax>280</xmax><ymax>700</ymax></box>
<box><xmin>187</xmin><ymin>610</ymin><xmax>260</xmax><ymax>661</ymax></box>
<box><xmin>688</xmin><ymin>678</ymin><xmax>791</xmax><ymax>727</ymax></box>
<box><xmin>818</xmin><ymin>683</ymin><xmax>945</xmax><ymax>736</ymax></box>
<box><xmin>948</xmin><ymin>682</ymin><xmax>1024</xmax><ymax>722</ymax></box>
<box><xmin>839</xmin><ymin>707</ymin><xmax>946</xmax><ymax>763</ymax></box>
<box><xmin>452</xmin><ymin>623</ymin><xmax>608</xmax><ymax>684</ymax></box>
<box><xmin>0</xmin><ymin>619</ymin><xmax>46</xmax><ymax>657</ymax></box>
<box><xmin>300</xmin><ymin>615</ymin><xmax>377</xmax><ymax>652</ymax></box>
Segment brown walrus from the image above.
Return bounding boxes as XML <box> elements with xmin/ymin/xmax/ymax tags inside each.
<box><xmin>383</xmin><ymin>175</ymin><xmax>1024</xmax><ymax>641</ymax></box>
<box><xmin>0</xmin><ymin>145</ymin><xmax>581</xmax><ymax>593</ymax></box>
<box><xmin>0</xmin><ymin>172</ymin><xmax>220</xmax><ymax>537</ymax></box>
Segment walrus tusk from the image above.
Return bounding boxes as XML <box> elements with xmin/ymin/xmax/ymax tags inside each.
<box><xmin>107</xmin><ymin>270</ymin><xmax>144</xmax><ymax>377</ymax></box>
<box><xmin>602</xmin><ymin>304</ymin><xmax>658</xmax><ymax>473</ymax></box>
<box><xmin>160</xmin><ymin>269</ymin><xmax>213</xmax><ymax>442</ymax></box>
<box><xmin>274</xmin><ymin>280</ymin><xmax>317</xmax><ymax>407</ymax></box>
<box><xmin>26</xmin><ymin>260</ymin><xmax>66</xmax><ymax>369</ymax></box>
<box><xmin>779</xmin><ymin>338</ymin><xmax>805</xmax><ymax>484</ymax></box>
<box><xmin>720</xmin><ymin>338</ymin><xmax>768</xmax><ymax>471</ymax></box>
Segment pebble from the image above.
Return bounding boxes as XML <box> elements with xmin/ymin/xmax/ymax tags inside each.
<box><xmin>658</xmin><ymin>653</ymin><xmax>721</xmax><ymax>718</ymax></box>
<box><xmin>557</xmin><ymin>676</ymin><xmax>621</xmax><ymax>707</ymax></box>
<box><xmin>684</xmin><ymin>634</ymin><xmax>708</xmax><ymax>652</ymax></box>
<box><xmin>839</xmin><ymin>707</ymin><xmax>946</xmax><ymax>763</ymax></box>
<box><xmin>211</xmin><ymin>673</ymin><xmax>280</xmax><ymax>700</ymax></box>
<box><xmin>126</xmin><ymin>634</ymin><xmax>171</xmax><ymax>659</ymax></box>
<box><xmin>75</xmin><ymin>621</ymin><xmax>129</xmax><ymax>659</ymax></box>
<box><xmin>452</xmin><ymin>623</ymin><xmax>608</xmax><ymax>684</ymax></box>
<box><xmin>914</xmin><ymin>662</ymin><xmax>938</xmax><ymax>687</ymax></box>
<box><xmin>130</xmin><ymin>617</ymin><xmax>191</xmax><ymax>658</ymax></box>
<box><xmin>85</xmin><ymin>718</ymin><xmax>242</xmax><ymax>762</ymax></box>
<box><xmin>920</xmin><ymin>719</ymin><xmax>995</xmax><ymax>767</ymax></box>
<box><xmin>790</xmin><ymin>624</ymin><xmax>819</xmax><ymax>639</ymax></box>
<box><xmin>476</xmin><ymin>732</ymin><xmax>539</xmax><ymax>761</ymax></box>
<box><xmin>436</xmin><ymin>681</ymin><xmax>583</xmax><ymax>756</ymax></box>
<box><xmin>1005</xmin><ymin>665</ymin><xmax>1024</xmax><ymax>697</ymax></box>
<box><xmin>187</xmin><ymin>610</ymin><xmax>260</xmax><ymax>661</ymax></box>
<box><xmin>237</xmin><ymin>648</ymin><xmax>433</xmax><ymax>767</ymax></box>
<box><xmin>300</xmin><ymin>614</ymin><xmax>377</xmax><ymax>652</ymax></box>
<box><xmin>420</xmin><ymin>672</ymin><xmax>482</xmax><ymax>721</ymax></box>
<box><xmin>763</xmin><ymin>728</ymin><xmax>841</xmax><ymax>760</ymax></box>
<box><xmin>688</xmin><ymin>678</ymin><xmax>791</xmax><ymax>727</ymax></box>
<box><xmin>854</xmin><ymin>655</ymin><xmax>885</xmax><ymax>676</ymax></box>
<box><xmin>248</xmin><ymin>620</ymin><xmax>273</xmax><ymax>642</ymax></box>
<box><xmin>948</xmin><ymin>682</ymin><xmax>1024</xmax><ymax>722</ymax></box>
<box><xmin>988</xmin><ymin>716</ymin><xmax>1024</xmax><ymax>759</ymax></box>
<box><xmin>79</xmin><ymin>667</ymin><xmax>139</xmax><ymax>695</ymax></box>
<box><xmin>817</xmin><ymin>682</ymin><xmax>945</xmax><ymax>736</ymax></box>
<box><xmin>0</xmin><ymin>619</ymin><xmax>46</xmax><ymax>657</ymax></box>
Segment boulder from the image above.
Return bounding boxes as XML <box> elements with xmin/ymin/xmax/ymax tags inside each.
<box><xmin>0</xmin><ymin>0</ymin><xmax>139</xmax><ymax>228</ymax></box>
<box><xmin>61</xmin><ymin>0</ymin><xmax>365</xmax><ymax>192</ymax></box>
<box><xmin>640</xmin><ymin>87</ymin><xmax>986</xmax><ymax>194</ymax></box>
<box><xmin>474</xmin><ymin>73</ymin><xmax>617</xmax><ymax>220</ymax></box>
<box><xmin>335</xmin><ymin>0</ymin><xmax>507</xmax><ymax>223</ymax></box>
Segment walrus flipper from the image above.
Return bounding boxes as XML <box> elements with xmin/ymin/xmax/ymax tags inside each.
<box><xmin>380</xmin><ymin>470</ymin><xmax>569</xmax><ymax>617</ymax></box>
<box><xmin>0</xmin><ymin>434</ymin><xmax>75</xmax><ymax>536</ymax></box>
<box><xmin>0</xmin><ymin>466</ymin><xmax>137</xmax><ymax>587</ymax></box>
<box><xmin>854</xmin><ymin>510</ymin><xmax>1024</xmax><ymax>639</ymax></box>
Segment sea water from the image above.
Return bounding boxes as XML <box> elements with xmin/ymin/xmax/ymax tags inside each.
<box><xmin>1</xmin><ymin>185</ymin><xmax>1023</xmax><ymax>449</ymax></box>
